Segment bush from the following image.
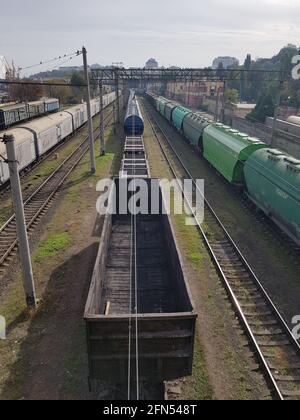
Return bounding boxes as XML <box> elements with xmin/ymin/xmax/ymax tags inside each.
<box><xmin>247</xmin><ymin>95</ymin><xmax>275</xmax><ymax>123</ymax></box>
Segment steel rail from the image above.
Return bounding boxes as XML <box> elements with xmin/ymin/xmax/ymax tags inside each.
<box><xmin>0</xmin><ymin>106</ymin><xmax>117</xmax><ymax>271</ymax></box>
<box><xmin>0</xmin><ymin>103</ymin><xmax>114</xmax><ymax>196</ymax></box>
<box><xmin>143</xmin><ymin>100</ymin><xmax>300</xmax><ymax>401</ymax></box>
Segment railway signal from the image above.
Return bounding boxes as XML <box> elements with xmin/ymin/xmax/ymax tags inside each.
<box><xmin>1</xmin><ymin>134</ymin><xmax>37</xmax><ymax>309</ymax></box>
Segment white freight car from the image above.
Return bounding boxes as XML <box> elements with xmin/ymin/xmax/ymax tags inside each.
<box><xmin>0</xmin><ymin>92</ymin><xmax>117</xmax><ymax>185</ymax></box>
<box><xmin>0</xmin><ymin>127</ymin><xmax>36</xmax><ymax>184</ymax></box>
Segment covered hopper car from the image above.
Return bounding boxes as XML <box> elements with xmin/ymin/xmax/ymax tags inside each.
<box><xmin>145</xmin><ymin>92</ymin><xmax>300</xmax><ymax>246</ymax></box>
<box><xmin>244</xmin><ymin>149</ymin><xmax>300</xmax><ymax>245</ymax></box>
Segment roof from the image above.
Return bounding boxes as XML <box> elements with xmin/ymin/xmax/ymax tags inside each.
<box><xmin>287</xmin><ymin>116</ymin><xmax>300</xmax><ymax>126</ymax></box>
<box><xmin>203</xmin><ymin>123</ymin><xmax>267</xmax><ymax>183</ymax></box>
<box><xmin>232</xmin><ymin>103</ymin><xmax>256</xmax><ymax>110</ymax></box>
<box><xmin>157</xmin><ymin>97</ymin><xmax>169</xmax><ymax>104</ymax></box>
<box><xmin>0</xmin><ymin>127</ymin><xmax>34</xmax><ymax>155</ymax></box>
<box><xmin>0</xmin><ymin>103</ymin><xmax>27</xmax><ymax>112</ymax></box>
<box><xmin>210</xmin><ymin>123</ymin><xmax>264</xmax><ymax>154</ymax></box>
<box><xmin>19</xmin><ymin>112</ymin><xmax>71</xmax><ymax>133</ymax></box>
<box><xmin>245</xmin><ymin>148</ymin><xmax>300</xmax><ymax>201</ymax></box>
<box><xmin>62</xmin><ymin>104</ymin><xmax>85</xmax><ymax>116</ymax></box>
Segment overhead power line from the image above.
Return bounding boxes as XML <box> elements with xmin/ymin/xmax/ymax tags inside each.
<box><xmin>0</xmin><ymin>80</ymin><xmax>87</xmax><ymax>88</ymax></box>
<box><xmin>18</xmin><ymin>50</ymin><xmax>82</xmax><ymax>72</ymax></box>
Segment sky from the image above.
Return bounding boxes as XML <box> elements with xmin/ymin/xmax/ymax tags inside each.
<box><xmin>1</xmin><ymin>0</ymin><xmax>300</xmax><ymax>75</ymax></box>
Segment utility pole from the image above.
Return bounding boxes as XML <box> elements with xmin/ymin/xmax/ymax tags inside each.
<box><xmin>187</xmin><ymin>82</ymin><xmax>190</xmax><ymax>107</ymax></box>
<box><xmin>115</xmin><ymin>69</ymin><xmax>120</xmax><ymax>124</ymax></box>
<box><xmin>215</xmin><ymin>87</ymin><xmax>220</xmax><ymax>122</ymax></box>
<box><xmin>99</xmin><ymin>80</ymin><xmax>105</xmax><ymax>156</ymax></box>
<box><xmin>2</xmin><ymin>134</ymin><xmax>37</xmax><ymax>309</ymax></box>
<box><xmin>271</xmin><ymin>79</ymin><xmax>284</xmax><ymax>147</ymax></box>
<box><xmin>82</xmin><ymin>46</ymin><xmax>96</xmax><ymax>174</ymax></box>
<box><xmin>113</xmin><ymin>103</ymin><xmax>116</xmax><ymax>135</ymax></box>
<box><xmin>221</xmin><ymin>79</ymin><xmax>226</xmax><ymax>123</ymax></box>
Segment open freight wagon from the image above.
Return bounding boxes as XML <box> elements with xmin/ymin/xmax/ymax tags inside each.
<box><xmin>84</xmin><ymin>178</ymin><xmax>196</xmax><ymax>385</ymax></box>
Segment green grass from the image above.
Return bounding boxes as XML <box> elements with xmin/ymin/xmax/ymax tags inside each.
<box><xmin>187</xmin><ymin>252</ymin><xmax>204</xmax><ymax>265</ymax></box>
<box><xmin>181</xmin><ymin>334</ymin><xmax>214</xmax><ymax>400</ymax></box>
<box><xmin>0</xmin><ymin>114</ymin><xmax>124</xmax><ymax>401</ymax></box>
<box><xmin>35</xmin><ymin>232</ymin><xmax>71</xmax><ymax>262</ymax></box>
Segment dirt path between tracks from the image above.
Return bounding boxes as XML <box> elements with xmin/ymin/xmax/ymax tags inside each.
<box><xmin>141</xmin><ymin>99</ymin><xmax>270</xmax><ymax>400</ymax></box>
<box><xmin>0</xmin><ymin>122</ymin><xmax>124</xmax><ymax>400</ymax></box>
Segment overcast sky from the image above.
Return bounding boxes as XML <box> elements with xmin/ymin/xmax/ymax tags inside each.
<box><xmin>1</xmin><ymin>0</ymin><xmax>299</xmax><ymax>75</ymax></box>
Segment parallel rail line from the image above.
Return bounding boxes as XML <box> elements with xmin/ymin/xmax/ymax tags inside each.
<box><xmin>0</xmin><ymin>103</ymin><xmax>114</xmax><ymax>198</ymax></box>
<box><xmin>0</xmin><ymin>107</ymin><xmax>116</xmax><ymax>275</ymax></box>
<box><xmin>143</xmin><ymin>100</ymin><xmax>300</xmax><ymax>401</ymax></box>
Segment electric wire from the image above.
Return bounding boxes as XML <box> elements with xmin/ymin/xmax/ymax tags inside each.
<box><xmin>127</xmin><ymin>194</ymin><xmax>133</xmax><ymax>400</ymax></box>
<box><xmin>133</xmin><ymin>95</ymin><xmax>140</xmax><ymax>401</ymax></box>
<box><xmin>127</xmin><ymin>92</ymin><xmax>140</xmax><ymax>401</ymax></box>
<box><xmin>18</xmin><ymin>51</ymin><xmax>81</xmax><ymax>72</ymax></box>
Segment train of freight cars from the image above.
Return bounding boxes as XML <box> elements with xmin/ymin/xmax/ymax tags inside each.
<box><xmin>0</xmin><ymin>98</ymin><xmax>60</xmax><ymax>130</ymax></box>
<box><xmin>124</xmin><ymin>89</ymin><xmax>144</xmax><ymax>136</ymax></box>
<box><xmin>0</xmin><ymin>92</ymin><xmax>117</xmax><ymax>186</ymax></box>
<box><xmin>146</xmin><ymin>92</ymin><xmax>300</xmax><ymax>246</ymax></box>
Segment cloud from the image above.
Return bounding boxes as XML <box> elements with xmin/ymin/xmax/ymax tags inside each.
<box><xmin>1</xmin><ymin>0</ymin><xmax>299</xmax><ymax>71</ymax></box>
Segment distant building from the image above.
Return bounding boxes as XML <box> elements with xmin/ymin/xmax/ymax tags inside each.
<box><xmin>0</xmin><ymin>56</ymin><xmax>11</xmax><ymax>79</ymax></box>
<box><xmin>165</xmin><ymin>81</ymin><xmax>224</xmax><ymax>108</ymax></box>
<box><xmin>212</xmin><ymin>56</ymin><xmax>239</xmax><ymax>69</ymax></box>
<box><xmin>225</xmin><ymin>103</ymin><xmax>256</xmax><ymax>119</ymax></box>
<box><xmin>58</xmin><ymin>66</ymin><xmax>83</xmax><ymax>72</ymax></box>
<box><xmin>145</xmin><ymin>58</ymin><xmax>159</xmax><ymax>69</ymax></box>
<box><xmin>90</xmin><ymin>63</ymin><xmax>103</xmax><ymax>70</ymax></box>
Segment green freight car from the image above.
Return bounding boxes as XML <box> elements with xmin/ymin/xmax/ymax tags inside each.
<box><xmin>165</xmin><ymin>101</ymin><xmax>180</xmax><ymax>122</ymax></box>
<box><xmin>244</xmin><ymin>149</ymin><xmax>300</xmax><ymax>245</ymax></box>
<box><xmin>156</xmin><ymin>97</ymin><xmax>162</xmax><ymax>112</ymax></box>
<box><xmin>157</xmin><ymin>97</ymin><xmax>169</xmax><ymax>116</ymax></box>
<box><xmin>172</xmin><ymin>106</ymin><xmax>191</xmax><ymax>132</ymax></box>
<box><xmin>182</xmin><ymin>113</ymin><xmax>211</xmax><ymax>150</ymax></box>
<box><xmin>203</xmin><ymin>123</ymin><xmax>267</xmax><ymax>184</ymax></box>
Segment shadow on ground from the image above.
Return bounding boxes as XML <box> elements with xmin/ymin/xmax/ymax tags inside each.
<box><xmin>0</xmin><ymin>116</ymin><xmax>126</xmax><ymax>400</ymax></box>
<box><xmin>0</xmin><ymin>240</ymin><xmax>99</xmax><ymax>400</ymax></box>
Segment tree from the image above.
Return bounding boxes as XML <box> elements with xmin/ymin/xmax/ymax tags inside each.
<box><xmin>247</xmin><ymin>95</ymin><xmax>275</xmax><ymax>123</ymax></box>
<box><xmin>70</xmin><ymin>71</ymin><xmax>85</xmax><ymax>86</ymax></box>
<box><xmin>8</xmin><ymin>78</ymin><xmax>43</xmax><ymax>102</ymax></box>
<box><xmin>225</xmin><ymin>88</ymin><xmax>239</xmax><ymax>104</ymax></box>
<box><xmin>244</xmin><ymin>54</ymin><xmax>252</xmax><ymax>71</ymax></box>
<box><xmin>240</xmin><ymin>54</ymin><xmax>252</xmax><ymax>101</ymax></box>
<box><xmin>216</xmin><ymin>62</ymin><xmax>226</xmax><ymax>79</ymax></box>
<box><xmin>44</xmin><ymin>79</ymin><xmax>70</xmax><ymax>104</ymax></box>
<box><xmin>70</xmin><ymin>71</ymin><xmax>86</xmax><ymax>102</ymax></box>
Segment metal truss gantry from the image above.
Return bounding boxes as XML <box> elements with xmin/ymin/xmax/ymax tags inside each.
<box><xmin>91</xmin><ymin>67</ymin><xmax>291</xmax><ymax>84</ymax></box>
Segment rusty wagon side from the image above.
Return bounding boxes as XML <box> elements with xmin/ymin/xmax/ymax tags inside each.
<box><xmin>84</xmin><ymin>179</ymin><xmax>197</xmax><ymax>384</ymax></box>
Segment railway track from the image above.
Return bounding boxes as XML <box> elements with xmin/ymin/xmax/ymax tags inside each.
<box><xmin>143</xmin><ymin>100</ymin><xmax>300</xmax><ymax>401</ymax></box>
<box><xmin>0</xmin><ymin>108</ymin><xmax>116</xmax><ymax>275</ymax></box>
<box><xmin>0</xmin><ymin>103</ymin><xmax>115</xmax><ymax>199</ymax></box>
